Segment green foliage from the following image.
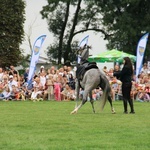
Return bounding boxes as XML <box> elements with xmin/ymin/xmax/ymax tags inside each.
<box><xmin>42</xmin><ymin>1</ymin><xmax>70</xmax><ymax>64</ymax></box>
<box><xmin>41</xmin><ymin>0</ymin><xmax>104</xmax><ymax>64</ymax></box>
<box><xmin>47</xmin><ymin>40</ymin><xmax>78</xmax><ymax>64</ymax></box>
<box><xmin>96</xmin><ymin>0</ymin><xmax>150</xmax><ymax>58</ymax></box>
<box><xmin>0</xmin><ymin>101</ymin><xmax>149</xmax><ymax>150</ymax></box>
<box><xmin>0</xmin><ymin>0</ymin><xmax>25</xmax><ymax>67</ymax></box>
<box><xmin>41</xmin><ymin>0</ymin><xmax>150</xmax><ymax>63</ymax></box>
<box><xmin>18</xmin><ymin>54</ymin><xmax>30</xmax><ymax>69</ymax></box>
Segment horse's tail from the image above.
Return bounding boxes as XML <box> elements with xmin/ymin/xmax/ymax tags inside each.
<box><xmin>99</xmin><ymin>73</ymin><xmax>111</xmax><ymax>111</ymax></box>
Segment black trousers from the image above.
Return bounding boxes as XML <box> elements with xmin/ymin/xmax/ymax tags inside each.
<box><xmin>122</xmin><ymin>82</ymin><xmax>134</xmax><ymax>112</ymax></box>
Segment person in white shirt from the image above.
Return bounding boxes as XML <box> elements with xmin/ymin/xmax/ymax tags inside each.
<box><xmin>39</xmin><ymin>70</ymin><xmax>46</xmax><ymax>90</ymax></box>
<box><xmin>67</xmin><ymin>66</ymin><xmax>75</xmax><ymax>78</ymax></box>
<box><xmin>8</xmin><ymin>75</ymin><xmax>18</xmax><ymax>92</ymax></box>
<box><xmin>31</xmin><ymin>77</ymin><xmax>43</xmax><ymax>100</ymax></box>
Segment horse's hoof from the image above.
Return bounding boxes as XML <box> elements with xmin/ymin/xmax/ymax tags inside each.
<box><xmin>70</xmin><ymin>110</ymin><xmax>77</xmax><ymax>114</ymax></box>
<box><xmin>112</xmin><ymin>111</ymin><xmax>116</xmax><ymax>114</ymax></box>
<box><xmin>111</xmin><ymin>108</ymin><xmax>116</xmax><ymax>114</ymax></box>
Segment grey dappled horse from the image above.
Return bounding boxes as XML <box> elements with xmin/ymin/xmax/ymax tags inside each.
<box><xmin>71</xmin><ymin>46</ymin><xmax>115</xmax><ymax>114</ymax></box>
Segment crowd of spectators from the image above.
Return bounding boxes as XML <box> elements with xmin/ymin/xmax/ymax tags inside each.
<box><xmin>103</xmin><ymin>62</ymin><xmax>150</xmax><ymax>102</ymax></box>
<box><xmin>0</xmin><ymin>62</ymin><xmax>149</xmax><ymax>102</ymax></box>
<box><xmin>0</xmin><ymin>65</ymin><xmax>76</xmax><ymax>101</ymax></box>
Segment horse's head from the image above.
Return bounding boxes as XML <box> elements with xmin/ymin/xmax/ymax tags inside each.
<box><xmin>77</xmin><ymin>45</ymin><xmax>92</xmax><ymax>64</ymax></box>
<box><xmin>77</xmin><ymin>45</ymin><xmax>91</xmax><ymax>54</ymax></box>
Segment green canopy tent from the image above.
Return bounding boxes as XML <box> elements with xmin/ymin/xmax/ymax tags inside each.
<box><xmin>88</xmin><ymin>49</ymin><xmax>136</xmax><ymax>63</ymax></box>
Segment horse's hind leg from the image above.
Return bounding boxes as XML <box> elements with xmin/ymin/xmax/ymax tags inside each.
<box><xmin>108</xmin><ymin>95</ymin><xmax>116</xmax><ymax>114</ymax></box>
<box><xmin>89</xmin><ymin>91</ymin><xmax>95</xmax><ymax>113</ymax></box>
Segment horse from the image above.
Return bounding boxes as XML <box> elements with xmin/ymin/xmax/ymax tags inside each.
<box><xmin>71</xmin><ymin>46</ymin><xmax>115</xmax><ymax>114</ymax></box>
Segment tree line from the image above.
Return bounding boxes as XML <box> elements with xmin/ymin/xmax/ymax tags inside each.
<box><xmin>0</xmin><ymin>0</ymin><xmax>150</xmax><ymax>67</ymax></box>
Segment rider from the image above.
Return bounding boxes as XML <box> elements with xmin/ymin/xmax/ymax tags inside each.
<box><xmin>77</xmin><ymin>44</ymin><xmax>89</xmax><ymax>64</ymax></box>
<box><xmin>76</xmin><ymin>45</ymin><xmax>97</xmax><ymax>81</ymax></box>
<box><xmin>76</xmin><ymin>45</ymin><xmax>89</xmax><ymax>80</ymax></box>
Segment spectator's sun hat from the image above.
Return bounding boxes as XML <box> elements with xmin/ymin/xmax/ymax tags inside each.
<box><xmin>41</xmin><ymin>66</ymin><xmax>44</xmax><ymax>68</ymax></box>
<box><xmin>9</xmin><ymin>75</ymin><xmax>13</xmax><ymax>79</ymax></box>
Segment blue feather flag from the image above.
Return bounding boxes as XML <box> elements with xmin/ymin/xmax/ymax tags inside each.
<box><xmin>79</xmin><ymin>35</ymin><xmax>89</xmax><ymax>48</ymax></box>
<box><xmin>27</xmin><ymin>35</ymin><xmax>46</xmax><ymax>89</ymax></box>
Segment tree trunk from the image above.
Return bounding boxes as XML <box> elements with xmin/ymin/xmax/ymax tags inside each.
<box><xmin>64</xmin><ymin>0</ymin><xmax>82</xmax><ymax>63</ymax></box>
<box><xmin>58</xmin><ymin>1</ymin><xmax>70</xmax><ymax>64</ymax></box>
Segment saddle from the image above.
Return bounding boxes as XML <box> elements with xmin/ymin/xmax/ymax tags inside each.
<box><xmin>76</xmin><ymin>61</ymin><xmax>98</xmax><ymax>81</ymax></box>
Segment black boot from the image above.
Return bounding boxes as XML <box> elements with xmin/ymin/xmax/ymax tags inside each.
<box><xmin>129</xmin><ymin>99</ymin><xmax>135</xmax><ymax>114</ymax></box>
<box><xmin>123</xmin><ymin>98</ymin><xmax>128</xmax><ymax>114</ymax></box>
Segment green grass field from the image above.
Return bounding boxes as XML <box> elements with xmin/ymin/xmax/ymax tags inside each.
<box><xmin>0</xmin><ymin>100</ymin><xmax>149</xmax><ymax>150</ymax></box>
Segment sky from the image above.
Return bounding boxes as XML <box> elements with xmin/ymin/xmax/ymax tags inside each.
<box><xmin>21</xmin><ymin>0</ymin><xmax>108</xmax><ymax>59</ymax></box>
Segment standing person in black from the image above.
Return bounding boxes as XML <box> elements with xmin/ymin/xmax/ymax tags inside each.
<box><xmin>114</xmin><ymin>57</ymin><xmax>135</xmax><ymax>114</ymax></box>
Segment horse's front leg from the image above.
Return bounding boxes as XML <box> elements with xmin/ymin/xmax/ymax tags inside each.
<box><xmin>71</xmin><ymin>80</ymin><xmax>80</xmax><ymax>114</ymax></box>
<box><xmin>71</xmin><ymin>87</ymin><xmax>89</xmax><ymax>114</ymax></box>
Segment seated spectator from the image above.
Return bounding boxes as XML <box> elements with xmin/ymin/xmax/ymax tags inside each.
<box><xmin>109</xmin><ymin>76</ymin><xmax>121</xmax><ymax>101</ymax></box>
<box><xmin>46</xmin><ymin>74</ymin><xmax>54</xmax><ymax>100</ymax></box>
<box><xmin>68</xmin><ymin>89</ymin><xmax>76</xmax><ymax>101</ymax></box>
<box><xmin>10</xmin><ymin>85</ymin><xmax>20</xmax><ymax>100</ymax></box>
<box><xmin>61</xmin><ymin>84</ymin><xmax>75</xmax><ymax>101</ymax></box>
<box><xmin>92</xmin><ymin>88</ymin><xmax>102</xmax><ymax>101</ymax></box>
<box><xmin>61</xmin><ymin>84</ymin><xmax>71</xmax><ymax>101</ymax></box>
<box><xmin>137</xmin><ymin>90</ymin><xmax>150</xmax><ymax>102</ymax></box>
<box><xmin>4</xmin><ymin>84</ymin><xmax>20</xmax><ymax>101</ymax></box>
<box><xmin>131</xmin><ymin>81</ymin><xmax>138</xmax><ymax>100</ymax></box>
<box><xmin>18</xmin><ymin>87</ymin><xmax>26</xmax><ymax>101</ymax></box>
<box><xmin>22</xmin><ymin>84</ymin><xmax>31</xmax><ymax>100</ymax></box>
<box><xmin>0</xmin><ymin>86</ymin><xmax>11</xmax><ymax>100</ymax></box>
<box><xmin>95</xmin><ymin>88</ymin><xmax>102</xmax><ymax>100</ymax></box>
<box><xmin>79</xmin><ymin>88</ymin><xmax>90</xmax><ymax>101</ymax></box>
<box><xmin>31</xmin><ymin>77</ymin><xmax>43</xmax><ymax>100</ymax></box>
<box><xmin>0</xmin><ymin>75</ymin><xmax>8</xmax><ymax>90</ymax></box>
<box><xmin>8</xmin><ymin>75</ymin><xmax>18</xmax><ymax>92</ymax></box>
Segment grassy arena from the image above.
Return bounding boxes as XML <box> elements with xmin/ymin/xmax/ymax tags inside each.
<box><xmin>0</xmin><ymin>100</ymin><xmax>149</xmax><ymax>150</ymax></box>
